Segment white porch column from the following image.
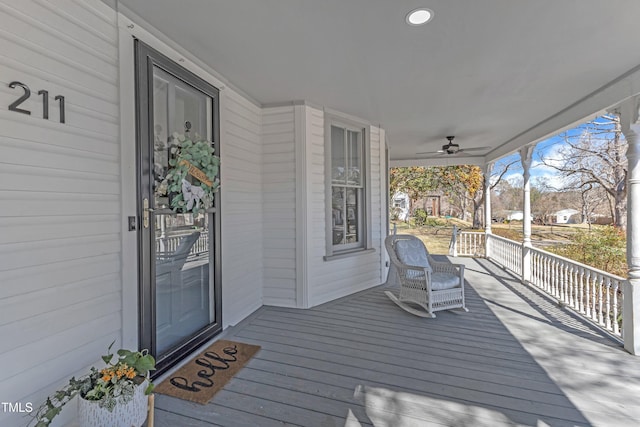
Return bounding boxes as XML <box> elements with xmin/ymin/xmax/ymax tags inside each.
<box><xmin>484</xmin><ymin>162</ymin><xmax>493</xmax><ymax>258</ymax></box>
<box><xmin>520</xmin><ymin>146</ymin><xmax>534</xmax><ymax>283</ymax></box>
<box><xmin>620</xmin><ymin>97</ymin><xmax>640</xmax><ymax>355</ymax></box>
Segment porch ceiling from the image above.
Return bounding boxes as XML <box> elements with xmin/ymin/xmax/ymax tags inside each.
<box><xmin>115</xmin><ymin>0</ymin><xmax>640</xmax><ymax>165</ymax></box>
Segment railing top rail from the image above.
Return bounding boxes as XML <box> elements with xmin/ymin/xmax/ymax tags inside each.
<box><xmin>487</xmin><ymin>233</ymin><xmax>625</xmax><ymax>282</ymax></box>
<box><xmin>487</xmin><ymin>233</ymin><xmax>521</xmax><ymax>244</ymax></box>
<box><xmin>529</xmin><ymin>245</ymin><xmax>626</xmax><ymax>282</ymax></box>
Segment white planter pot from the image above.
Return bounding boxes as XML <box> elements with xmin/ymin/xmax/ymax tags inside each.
<box><xmin>77</xmin><ymin>380</ymin><xmax>148</xmax><ymax>427</ymax></box>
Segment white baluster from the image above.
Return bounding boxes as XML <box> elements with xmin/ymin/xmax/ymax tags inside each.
<box><xmin>605</xmin><ymin>277</ymin><xmax>612</xmax><ymax>331</ymax></box>
<box><xmin>578</xmin><ymin>267</ymin><xmax>585</xmax><ymax>314</ymax></box>
<box><xmin>598</xmin><ymin>274</ymin><xmax>604</xmax><ymax>325</ymax></box>
<box><xmin>592</xmin><ymin>273</ymin><xmax>598</xmax><ymax>321</ymax></box>
<box><xmin>569</xmin><ymin>265</ymin><xmax>575</xmax><ymax>306</ymax></box>
<box><xmin>613</xmin><ymin>281</ymin><xmax>620</xmax><ymax>335</ymax></box>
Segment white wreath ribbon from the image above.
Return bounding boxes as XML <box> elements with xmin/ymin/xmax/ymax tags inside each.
<box><xmin>181</xmin><ymin>179</ymin><xmax>206</xmax><ymax>211</ymax></box>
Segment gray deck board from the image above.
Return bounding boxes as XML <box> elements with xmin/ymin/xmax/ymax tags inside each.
<box><xmin>154</xmin><ymin>257</ymin><xmax>640</xmax><ymax>426</ymax></box>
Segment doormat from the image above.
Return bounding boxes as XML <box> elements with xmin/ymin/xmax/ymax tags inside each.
<box><xmin>154</xmin><ymin>340</ymin><xmax>261</xmax><ymax>405</ymax></box>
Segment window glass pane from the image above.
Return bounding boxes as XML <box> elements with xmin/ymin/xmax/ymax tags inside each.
<box><xmin>331</xmin><ymin>126</ymin><xmax>346</xmax><ymax>184</ymax></box>
<box><xmin>345</xmin><ymin>188</ymin><xmax>359</xmax><ymax>244</ymax></box>
<box><xmin>175</xmin><ymin>85</ymin><xmax>208</xmax><ymax>137</ymax></box>
<box><xmin>332</xmin><ymin>187</ymin><xmax>345</xmax><ymax>245</ymax></box>
<box><xmin>347</xmin><ymin>130</ymin><xmax>362</xmax><ymax>186</ymax></box>
<box><xmin>327</xmin><ymin>119</ymin><xmax>366</xmax><ymax>253</ymax></box>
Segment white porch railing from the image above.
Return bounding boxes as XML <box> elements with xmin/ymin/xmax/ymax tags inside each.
<box><xmin>486</xmin><ymin>234</ymin><xmax>523</xmax><ymax>276</ymax></box>
<box><xmin>530</xmin><ymin>247</ymin><xmax>623</xmax><ymax>336</ymax></box>
<box><xmin>451</xmin><ymin>229</ymin><xmax>624</xmax><ymax>338</ymax></box>
<box><xmin>156</xmin><ymin>233</ymin><xmax>209</xmax><ymax>258</ymax></box>
<box><xmin>449</xmin><ymin>226</ymin><xmax>485</xmax><ymax>257</ymax></box>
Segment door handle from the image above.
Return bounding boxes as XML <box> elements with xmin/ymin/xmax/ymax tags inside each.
<box><xmin>143</xmin><ymin>198</ymin><xmax>152</xmax><ymax>229</ymax></box>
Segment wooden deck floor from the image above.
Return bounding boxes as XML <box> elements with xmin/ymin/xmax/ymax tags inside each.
<box><xmin>153</xmin><ymin>257</ymin><xmax>640</xmax><ymax>426</ymax></box>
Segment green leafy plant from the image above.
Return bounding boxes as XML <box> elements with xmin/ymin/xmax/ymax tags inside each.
<box><xmin>412</xmin><ymin>208</ymin><xmax>429</xmax><ymax>226</ymax></box>
<box><xmin>158</xmin><ymin>133</ymin><xmax>221</xmax><ymax>215</ymax></box>
<box><xmin>546</xmin><ymin>226</ymin><xmax>627</xmax><ymax>276</ymax></box>
<box><xmin>29</xmin><ymin>342</ymin><xmax>155</xmax><ymax>427</ymax></box>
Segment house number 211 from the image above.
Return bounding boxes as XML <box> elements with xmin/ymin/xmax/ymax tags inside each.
<box><xmin>8</xmin><ymin>81</ymin><xmax>65</xmax><ymax>123</ymax></box>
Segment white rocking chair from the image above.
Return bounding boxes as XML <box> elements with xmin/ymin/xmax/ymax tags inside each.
<box><xmin>385</xmin><ymin>234</ymin><xmax>468</xmax><ymax>318</ymax></box>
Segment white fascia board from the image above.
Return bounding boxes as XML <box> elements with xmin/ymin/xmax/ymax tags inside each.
<box><xmin>390</xmin><ymin>156</ymin><xmax>485</xmax><ymax>168</ymax></box>
<box><xmin>486</xmin><ymin>64</ymin><xmax>640</xmax><ymax>162</ymax></box>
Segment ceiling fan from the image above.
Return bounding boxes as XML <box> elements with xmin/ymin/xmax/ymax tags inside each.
<box><xmin>417</xmin><ymin>136</ymin><xmax>490</xmax><ymax>156</ymax></box>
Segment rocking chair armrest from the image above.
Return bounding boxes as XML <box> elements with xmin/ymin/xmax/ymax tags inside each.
<box><xmin>397</xmin><ymin>263</ymin><xmax>433</xmax><ymax>274</ymax></box>
<box><xmin>430</xmin><ymin>260</ymin><xmax>465</xmax><ymax>275</ymax></box>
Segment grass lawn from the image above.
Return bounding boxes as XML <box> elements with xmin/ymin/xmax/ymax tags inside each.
<box><xmin>392</xmin><ymin>218</ymin><xmax>599</xmax><ymax>255</ymax></box>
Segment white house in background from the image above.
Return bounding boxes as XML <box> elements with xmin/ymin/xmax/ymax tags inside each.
<box><xmin>506</xmin><ymin>211</ymin><xmax>524</xmax><ymax>221</ymax></box>
<box><xmin>392</xmin><ymin>192</ymin><xmax>410</xmax><ymax>221</ymax></box>
<box><xmin>554</xmin><ymin>208</ymin><xmax>581</xmax><ymax>224</ymax></box>
<box><xmin>3</xmin><ymin>1</ymin><xmax>640</xmax><ymax>426</ymax></box>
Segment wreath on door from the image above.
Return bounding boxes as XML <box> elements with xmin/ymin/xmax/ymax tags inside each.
<box><xmin>157</xmin><ymin>133</ymin><xmax>220</xmax><ymax>215</ymax></box>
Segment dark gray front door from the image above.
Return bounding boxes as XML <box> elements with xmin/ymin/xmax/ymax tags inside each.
<box><xmin>135</xmin><ymin>40</ymin><xmax>221</xmax><ymax>376</ymax></box>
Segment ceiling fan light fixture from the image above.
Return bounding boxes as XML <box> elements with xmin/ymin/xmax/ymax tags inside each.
<box><xmin>443</xmin><ymin>144</ymin><xmax>459</xmax><ymax>153</ymax></box>
<box><xmin>406</xmin><ymin>8</ymin><xmax>434</xmax><ymax>26</ymax></box>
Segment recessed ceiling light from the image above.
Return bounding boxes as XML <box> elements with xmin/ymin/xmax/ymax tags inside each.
<box><xmin>406</xmin><ymin>8</ymin><xmax>434</xmax><ymax>26</ymax></box>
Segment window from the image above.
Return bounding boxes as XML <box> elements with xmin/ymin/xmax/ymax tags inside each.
<box><xmin>326</xmin><ymin>116</ymin><xmax>369</xmax><ymax>255</ymax></box>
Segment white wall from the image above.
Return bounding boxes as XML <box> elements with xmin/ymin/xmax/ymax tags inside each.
<box><xmin>0</xmin><ymin>2</ymin><xmax>265</xmax><ymax>424</ymax></box>
<box><xmin>0</xmin><ymin>1</ymin><xmax>122</xmax><ymax>425</ymax></box>
<box><xmin>219</xmin><ymin>90</ymin><xmax>264</xmax><ymax>325</ymax></box>
<box><xmin>260</xmin><ymin>104</ymin><xmax>388</xmax><ymax>309</ymax></box>
<box><xmin>262</xmin><ymin>106</ymin><xmax>297</xmax><ymax>307</ymax></box>
<box><xmin>0</xmin><ymin>1</ymin><xmax>388</xmax><ymax>424</ymax></box>
<box><xmin>305</xmin><ymin>107</ymin><xmax>386</xmax><ymax>307</ymax></box>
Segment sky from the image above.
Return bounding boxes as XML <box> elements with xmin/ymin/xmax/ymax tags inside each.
<box><xmin>494</xmin><ymin>115</ymin><xmax>623</xmax><ymax>190</ymax></box>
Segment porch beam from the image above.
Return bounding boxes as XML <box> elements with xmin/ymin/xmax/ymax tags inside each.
<box><xmin>520</xmin><ymin>146</ymin><xmax>534</xmax><ymax>284</ymax></box>
<box><xmin>620</xmin><ymin>96</ymin><xmax>640</xmax><ymax>355</ymax></box>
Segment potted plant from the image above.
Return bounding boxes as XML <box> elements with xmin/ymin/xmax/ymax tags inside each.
<box><xmin>29</xmin><ymin>342</ymin><xmax>155</xmax><ymax>427</ymax></box>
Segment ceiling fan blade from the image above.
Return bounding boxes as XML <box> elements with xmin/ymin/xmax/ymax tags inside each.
<box><xmin>416</xmin><ymin>150</ymin><xmax>445</xmax><ymax>155</ymax></box>
<box><xmin>458</xmin><ymin>146</ymin><xmax>491</xmax><ymax>152</ymax></box>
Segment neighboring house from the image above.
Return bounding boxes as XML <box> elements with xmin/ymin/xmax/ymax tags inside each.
<box><xmin>506</xmin><ymin>211</ymin><xmax>524</xmax><ymax>221</ymax></box>
<box><xmin>392</xmin><ymin>192</ymin><xmax>410</xmax><ymax>221</ymax></box>
<box><xmin>553</xmin><ymin>208</ymin><xmax>581</xmax><ymax>224</ymax></box>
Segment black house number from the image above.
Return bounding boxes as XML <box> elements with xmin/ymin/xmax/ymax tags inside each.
<box><xmin>8</xmin><ymin>81</ymin><xmax>65</xmax><ymax>123</ymax></box>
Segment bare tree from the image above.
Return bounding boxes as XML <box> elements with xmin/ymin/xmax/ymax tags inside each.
<box><xmin>494</xmin><ymin>176</ymin><xmax>524</xmax><ymax>215</ymax></box>
<box><xmin>472</xmin><ymin>160</ymin><xmax>519</xmax><ymax>228</ymax></box>
<box><xmin>540</xmin><ymin>115</ymin><xmax>627</xmax><ymax>229</ymax></box>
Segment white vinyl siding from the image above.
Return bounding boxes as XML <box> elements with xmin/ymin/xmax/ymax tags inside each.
<box><xmin>304</xmin><ymin>106</ymin><xmax>385</xmax><ymax>307</ymax></box>
<box><xmin>220</xmin><ymin>90</ymin><xmax>264</xmax><ymax>326</ymax></box>
<box><xmin>262</xmin><ymin>106</ymin><xmax>297</xmax><ymax>307</ymax></box>
<box><xmin>0</xmin><ymin>3</ymin><xmax>390</xmax><ymax>423</ymax></box>
<box><xmin>0</xmin><ymin>1</ymin><xmax>121</xmax><ymax>426</ymax></box>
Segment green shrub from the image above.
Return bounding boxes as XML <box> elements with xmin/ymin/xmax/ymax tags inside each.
<box><xmin>424</xmin><ymin>217</ymin><xmax>445</xmax><ymax>227</ymax></box>
<box><xmin>546</xmin><ymin>226</ymin><xmax>627</xmax><ymax>276</ymax></box>
<box><xmin>412</xmin><ymin>208</ymin><xmax>428</xmax><ymax>226</ymax></box>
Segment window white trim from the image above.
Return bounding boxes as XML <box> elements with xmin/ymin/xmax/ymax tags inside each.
<box><xmin>324</xmin><ymin>114</ymin><xmax>371</xmax><ymax>258</ymax></box>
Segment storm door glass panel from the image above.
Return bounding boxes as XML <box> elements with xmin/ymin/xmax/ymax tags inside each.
<box><xmin>152</xmin><ymin>65</ymin><xmax>214</xmax><ymax>356</ymax></box>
